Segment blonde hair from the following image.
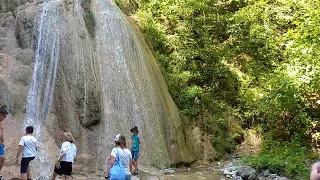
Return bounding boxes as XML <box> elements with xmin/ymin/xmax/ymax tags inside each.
<box><xmin>64</xmin><ymin>132</ymin><xmax>75</xmax><ymax>143</ymax></box>
<box><xmin>116</xmin><ymin>134</ymin><xmax>126</xmax><ymax>148</ymax></box>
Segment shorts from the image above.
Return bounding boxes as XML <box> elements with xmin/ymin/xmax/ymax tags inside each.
<box><xmin>21</xmin><ymin>157</ymin><xmax>35</xmax><ymax>173</ymax></box>
<box><xmin>131</xmin><ymin>151</ymin><xmax>139</xmax><ymax>161</ymax></box>
<box><xmin>54</xmin><ymin>161</ymin><xmax>73</xmax><ymax>176</ymax></box>
<box><xmin>126</xmin><ymin>174</ymin><xmax>131</xmax><ymax>180</ymax></box>
<box><xmin>0</xmin><ymin>144</ymin><xmax>4</xmax><ymax>156</ymax></box>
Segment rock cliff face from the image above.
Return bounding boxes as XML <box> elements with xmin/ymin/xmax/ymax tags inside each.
<box><xmin>0</xmin><ymin>0</ymin><xmax>199</xmax><ymax>178</ymax></box>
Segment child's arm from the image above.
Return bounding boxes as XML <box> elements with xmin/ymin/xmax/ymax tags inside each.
<box><xmin>138</xmin><ymin>136</ymin><xmax>141</xmax><ymax>155</ymax></box>
<box><xmin>1</xmin><ymin>121</ymin><xmax>4</xmax><ymax>146</ymax></box>
<box><xmin>16</xmin><ymin>137</ymin><xmax>25</xmax><ymax>164</ymax></box>
<box><xmin>55</xmin><ymin>150</ymin><xmax>66</xmax><ymax>169</ymax></box>
<box><xmin>129</xmin><ymin>158</ymin><xmax>133</xmax><ymax>174</ymax></box>
<box><xmin>15</xmin><ymin>145</ymin><xmax>23</xmax><ymax>164</ymax></box>
<box><xmin>138</xmin><ymin>136</ymin><xmax>141</xmax><ymax>146</ymax></box>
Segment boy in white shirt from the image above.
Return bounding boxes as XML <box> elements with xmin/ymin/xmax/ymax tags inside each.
<box><xmin>15</xmin><ymin>126</ymin><xmax>39</xmax><ymax>180</ymax></box>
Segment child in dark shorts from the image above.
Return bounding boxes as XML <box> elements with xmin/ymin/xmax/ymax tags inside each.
<box><xmin>15</xmin><ymin>126</ymin><xmax>39</xmax><ymax>180</ymax></box>
<box><xmin>51</xmin><ymin>132</ymin><xmax>77</xmax><ymax>180</ymax></box>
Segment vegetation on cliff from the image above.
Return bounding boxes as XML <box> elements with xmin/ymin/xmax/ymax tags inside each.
<box><xmin>116</xmin><ymin>0</ymin><xmax>320</xmax><ymax>178</ymax></box>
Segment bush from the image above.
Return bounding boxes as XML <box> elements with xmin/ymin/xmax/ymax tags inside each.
<box><xmin>115</xmin><ymin>0</ymin><xmax>320</xmax><ymax>166</ymax></box>
<box><xmin>243</xmin><ymin>141</ymin><xmax>310</xmax><ymax>179</ymax></box>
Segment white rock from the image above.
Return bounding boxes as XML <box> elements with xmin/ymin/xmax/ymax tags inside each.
<box><xmin>162</xmin><ymin>169</ymin><xmax>176</xmax><ymax>175</ymax></box>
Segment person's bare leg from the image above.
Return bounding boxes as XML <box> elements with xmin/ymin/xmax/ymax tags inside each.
<box><xmin>136</xmin><ymin>160</ymin><xmax>139</xmax><ymax>171</ymax></box>
<box><xmin>133</xmin><ymin>160</ymin><xmax>138</xmax><ymax>172</ymax></box>
<box><xmin>0</xmin><ymin>155</ymin><xmax>5</xmax><ymax>170</ymax></box>
<box><xmin>21</xmin><ymin>173</ymin><xmax>28</xmax><ymax>180</ymax></box>
<box><xmin>51</xmin><ymin>172</ymin><xmax>58</xmax><ymax>180</ymax></box>
<box><xmin>65</xmin><ymin>175</ymin><xmax>72</xmax><ymax>180</ymax></box>
<box><xmin>27</xmin><ymin>167</ymin><xmax>31</xmax><ymax>179</ymax></box>
<box><xmin>132</xmin><ymin>160</ymin><xmax>135</xmax><ymax>171</ymax></box>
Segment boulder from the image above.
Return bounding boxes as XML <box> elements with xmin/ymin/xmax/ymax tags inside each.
<box><xmin>236</xmin><ymin>166</ymin><xmax>257</xmax><ymax>180</ymax></box>
<box><xmin>248</xmin><ymin>173</ymin><xmax>258</xmax><ymax>180</ymax></box>
<box><xmin>232</xmin><ymin>177</ymin><xmax>243</xmax><ymax>180</ymax></box>
<box><xmin>263</xmin><ymin>169</ymin><xmax>270</xmax><ymax>177</ymax></box>
<box><xmin>269</xmin><ymin>174</ymin><xmax>279</xmax><ymax>179</ymax></box>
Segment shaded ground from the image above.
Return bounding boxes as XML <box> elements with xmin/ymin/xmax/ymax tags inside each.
<box><xmin>137</xmin><ymin>164</ymin><xmax>225</xmax><ymax>180</ymax></box>
<box><xmin>1</xmin><ymin>164</ymin><xmax>226</xmax><ymax>180</ymax></box>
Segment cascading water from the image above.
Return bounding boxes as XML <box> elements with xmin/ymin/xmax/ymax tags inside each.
<box><xmin>24</xmin><ymin>0</ymin><xmax>62</xmax><ymax>179</ymax></box>
<box><xmin>93</xmin><ymin>0</ymin><xmax>172</xmax><ymax>168</ymax></box>
<box><xmin>16</xmin><ymin>0</ymin><xmax>193</xmax><ymax>176</ymax></box>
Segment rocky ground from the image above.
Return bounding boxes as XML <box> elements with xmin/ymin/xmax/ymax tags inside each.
<box><xmin>0</xmin><ymin>156</ymin><xmax>291</xmax><ymax>180</ymax></box>
<box><xmin>219</xmin><ymin>158</ymin><xmax>289</xmax><ymax>180</ymax></box>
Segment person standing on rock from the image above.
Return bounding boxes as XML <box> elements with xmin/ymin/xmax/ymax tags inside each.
<box><xmin>130</xmin><ymin>126</ymin><xmax>141</xmax><ymax>176</ymax></box>
<box><xmin>51</xmin><ymin>132</ymin><xmax>77</xmax><ymax>180</ymax></box>
<box><xmin>0</xmin><ymin>106</ymin><xmax>8</xmax><ymax>179</ymax></box>
<box><xmin>105</xmin><ymin>134</ymin><xmax>132</xmax><ymax>180</ymax></box>
<box><xmin>15</xmin><ymin>126</ymin><xmax>39</xmax><ymax>180</ymax></box>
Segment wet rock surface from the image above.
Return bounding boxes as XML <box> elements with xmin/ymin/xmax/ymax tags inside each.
<box><xmin>0</xmin><ymin>0</ymin><xmax>199</xmax><ymax>177</ymax></box>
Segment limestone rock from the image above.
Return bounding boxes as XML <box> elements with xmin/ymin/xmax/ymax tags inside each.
<box><xmin>15</xmin><ymin>4</ymin><xmax>38</xmax><ymax>49</ymax></box>
<box><xmin>0</xmin><ymin>0</ymin><xmax>196</xmax><ymax>177</ymax></box>
<box><xmin>236</xmin><ymin>166</ymin><xmax>257</xmax><ymax>180</ymax></box>
<box><xmin>162</xmin><ymin>168</ymin><xmax>176</xmax><ymax>175</ymax></box>
<box><xmin>15</xmin><ymin>48</ymin><xmax>34</xmax><ymax>65</ymax></box>
<box><xmin>0</xmin><ymin>0</ymin><xmax>33</xmax><ymax>13</ymax></box>
<box><xmin>10</xmin><ymin>64</ymin><xmax>32</xmax><ymax>85</ymax></box>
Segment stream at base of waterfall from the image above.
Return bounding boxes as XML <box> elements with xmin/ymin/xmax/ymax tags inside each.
<box><xmin>0</xmin><ymin>162</ymin><xmax>290</xmax><ymax>180</ymax></box>
<box><xmin>0</xmin><ymin>164</ymin><xmax>225</xmax><ymax>180</ymax></box>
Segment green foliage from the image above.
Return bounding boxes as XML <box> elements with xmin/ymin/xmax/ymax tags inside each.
<box><xmin>127</xmin><ymin>0</ymin><xmax>243</xmax><ymax>157</ymax></box>
<box><xmin>243</xmin><ymin>142</ymin><xmax>311</xmax><ymax>179</ymax></box>
<box><xmin>229</xmin><ymin>0</ymin><xmax>320</xmax><ymax>146</ymax></box>
<box><xmin>116</xmin><ymin>0</ymin><xmax>320</xmax><ymax>168</ymax></box>
<box><xmin>202</xmin><ymin>109</ymin><xmax>236</xmax><ymax>159</ymax></box>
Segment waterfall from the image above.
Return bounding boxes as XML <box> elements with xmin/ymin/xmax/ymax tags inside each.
<box><xmin>17</xmin><ymin>0</ymin><xmax>193</xmax><ymax>176</ymax></box>
<box><xmin>93</xmin><ymin>0</ymin><xmax>171</xmax><ymax>168</ymax></box>
<box><xmin>24</xmin><ymin>0</ymin><xmax>62</xmax><ymax>179</ymax></box>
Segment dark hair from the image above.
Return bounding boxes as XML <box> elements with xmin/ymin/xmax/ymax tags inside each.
<box><xmin>130</xmin><ymin>126</ymin><xmax>139</xmax><ymax>133</ymax></box>
<box><xmin>0</xmin><ymin>105</ymin><xmax>8</xmax><ymax>115</ymax></box>
<box><xmin>26</xmin><ymin>126</ymin><xmax>33</xmax><ymax>134</ymax></box>
<box><xmin>116</xmin><ymin>134</ymin><xmax>126</xmax><ymax>148</ymax></box>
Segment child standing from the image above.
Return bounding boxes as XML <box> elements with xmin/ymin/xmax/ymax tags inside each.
<box><xmin>130</xmin><ymin>126</ymin><xmax>140</xmax><ymax>176</ymax></box>
<box><xmin>15</xmin><ymin>126</ymin><xmax>39</xmax><ymax>180</ymax></box>
<box><xmin>51</xmin><ymin>132</ymin><xmax>77</xmax><ymax>180</ymax></box>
